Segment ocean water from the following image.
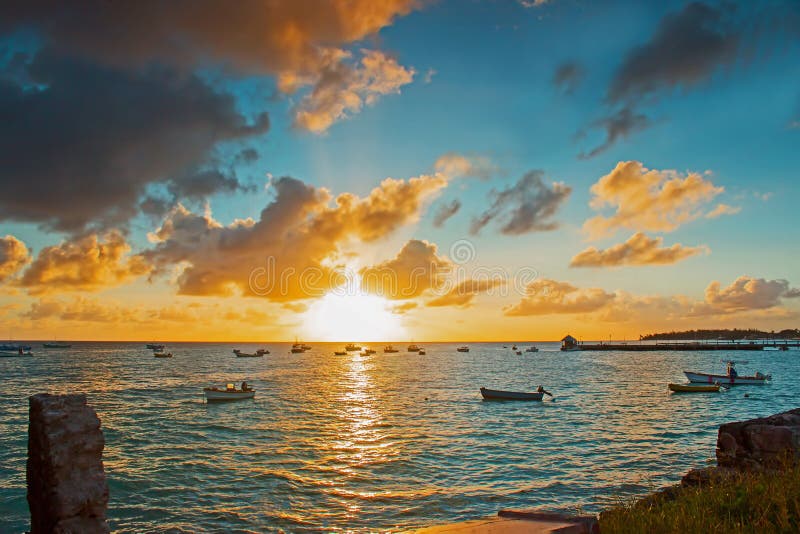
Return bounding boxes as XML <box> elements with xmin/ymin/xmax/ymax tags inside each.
<box><xmin>0</xmin><ymin>342</ymin><xmax>797</xmax><ymax>532</ymax></box>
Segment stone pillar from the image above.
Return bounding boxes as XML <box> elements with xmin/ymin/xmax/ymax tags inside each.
<box><xmin>27</xmin><ymin>393</ymin><xmax>109</xmax><ymax>534</ymax></box>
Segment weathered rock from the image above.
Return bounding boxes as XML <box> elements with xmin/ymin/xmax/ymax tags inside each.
<box><xmin>716</xmin><ymin>407</ymin><xmax>800</xmax><ymax>470</ymax></box>
<box><xmin>27</xmin><ymin>393</ymin><xmax>109</xmax><ymax>534</ymax></box>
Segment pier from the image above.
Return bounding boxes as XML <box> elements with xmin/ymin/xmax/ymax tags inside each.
<box><xmin>560</xmin><ymin>335</ymin><xmax>800</xmax><ymax>352</ymax></box>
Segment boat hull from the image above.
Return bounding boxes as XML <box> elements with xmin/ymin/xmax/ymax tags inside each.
<box><xmin>204</xmin><ymin>389</ymin><xmax>255</xmax><ymax>402</ymax></box>
<box><xmin>669</xmin><ymin>383</ymin><xmax>720</xmax><ymax>393</ymax></box>
<box><xmin>43</xmin><ymin>343</ymin><xmax>71</xmax><ymax>348</ymax></box>
<box><xmin>480</xmin><ymin>387</ymin><xmax>543</xmax><ymax>401</ymax></box>
<box><xmin>153</xmin><ymin>353</ymin><xmax>172</xmax><ymax>358</ymax></box>
<box><xmin>684</xmin><ymin>371</ymin><xmax>769</xmax><ymax>385</ymax></box>
<box><xmin>0</xmin><ymin>350</ymin><xmax>32</xmax><ymax>357</ymax></box>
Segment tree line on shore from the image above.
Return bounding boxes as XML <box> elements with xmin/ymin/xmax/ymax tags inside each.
<box><xmin>640</xmin><ymin>328</ymin><xmax>800</xmax><ymax>341</ymax></box>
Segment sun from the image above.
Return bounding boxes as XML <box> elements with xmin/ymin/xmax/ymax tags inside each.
<box><xmin>301</xmin><ymin>290</ymin><xmax>407</xmax><ymax>342</ymax></box>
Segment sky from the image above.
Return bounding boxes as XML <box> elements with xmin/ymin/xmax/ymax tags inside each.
<box><xmin>0</xmin><ymin>0</ymin><xmax>799</xmax><ymax>342</ymax></box>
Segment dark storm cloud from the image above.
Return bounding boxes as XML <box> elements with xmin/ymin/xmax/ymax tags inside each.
<box><xmin>432</xmin><ymin>199</ymin><xmax>461</xmax><ymax>228</ymax></box>
<box><xmin>579</xmin><ymin>106</ymin><xmax>650</xmax><ymax>159</ymax></box>
<box><xmin>0</xmin><ymin>49</ymin><xmax>269</xmax><ymax>232</ymax></box>
<box><xmin>469</xmin><ymin>171</ymin><xmax>571</xmax><ymax>236</ymax></box>
<box><xmin>552</xmin><ymin>61</ymin><xmax>585</xmax><ymax>95</ymax></box>
<box><xmin>607</xmin><ymin>2</ymin><xmax>741</xmax><ymax>104</ymax></box>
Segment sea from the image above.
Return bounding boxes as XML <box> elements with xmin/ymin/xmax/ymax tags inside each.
<box><xmin>1</xmin><ymin>342</ymin><xmax>797</xmax><ymax>532</ymax></box>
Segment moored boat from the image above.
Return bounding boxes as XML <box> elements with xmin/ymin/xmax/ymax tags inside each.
<box><xmin>418</xmin><ymin>349</ymin><xmax>426</xmax><ymax>355</ymax></box>
<box><xmin>154</xmin><ymin>352</ymin><xmax>172</xmax><ymax>358</ymax></box>
<box><xmin>407</xmin><ymin>344</ymin><xmax>420</xmax><ymax>352</ymax></box>
<box><xmin>525</xmin><ymin>346</ymin><xmax>539</xmax><ymax>353</ymax></box>
<box><xmin>0</xmin><ymin>343</ymin><xmax>32</xmax><ymax>351</ymax></box>
<box><xmin>1</xmin><ymin>349</ymin><xmax>33</xmax><ymax>357</ymax></box>
<box><xmin>479</xmin><ymin>387</ymin><xmax>544</xmax><ymax>401</ymax></box>
<box><xmin>203</xmin><ymin>384</ymin><xmax>255</xmax><ymax>402</ymax></box>
<box><xmin>234</xmin><ymin>349</ymin><xmax>266</xmax><ymax>358</ymax></box>
<box><xmin>383</xmin><ymin>345</ymin><xmax>398</xmax><ymax>353</ymax></box>
<box><xmin>363</xmin><ymin>348</ymin><xmax>376</xmax><ymax>355</ymax></box>
<box><xmin>457</xmin><ymin>346</ymin><xmax>469</xmax><ymax>352</ymax></box>
<box><xmin>43</xmin><ymin>342</ymin><xmax>72</xmax><ymax>348</ymax></box>
<box><xmin>345</xmin><ymin>343</ymin><xmax>361</xmax><ymax>351</ymax></box>
<box><xmin>146</xmin><ymin>343</ymin><xmax>164</xmax><ymax>350</ymax></box>
<box><xmin>668</xmin><ymin>383</ymin><xmax>722</xmax><ymax>393</ymax></box>
<box><xmin>334</xmin><ymin>351</ymin><xmax>347</xmax><ymax>355</ymax></box>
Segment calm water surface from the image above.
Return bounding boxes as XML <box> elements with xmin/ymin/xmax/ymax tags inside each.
<box><xmin>1</xmin><ymin>342</ymin><xmax>798</xmax><ymax>532</ymax></box>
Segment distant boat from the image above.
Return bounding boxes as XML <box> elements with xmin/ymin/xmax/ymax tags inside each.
<box><xmin>345</xmin><ymin>343</ymin><xmax>361</xmax><ymax>351</ymax></box>
<box><xmin>204</xmin><ymin>384</ymin><xmax>255</xmax><ymax>402</ymax></box>
<box><xmin>301</xmin><ymin>344</ymin><xmax>311</xmax><ymax>350</ymax></box>
<box><xmin>1</xmin><ymin>349</ymin><xmax>32</xmax><ymax>357</ymax></box>
<box><xmin>291</xmin><ymin>347</ymin><xmax>305</xmax><ymax>353</ymax></box>
<box><xmin>479</xmin><ymin>387</ymin><xmax>544</xmax><ymax>401</ymax></box>
<box><xmin>0</xmin><ymin>343</ymin><xmax>32</xmax><ymax>351</ymax></box>
<box><xmin>153</xmin><ymin>352</ymin><xmax>172</xmax><ymax>358</ymax></box>
<box><xmin>525</xmin><ymin>346</ymin><xmax>539</xmax><ymax>353</ymax></box>
<box><xmin>363</xmin><ymin>348</ymin><xmax>376</xmax><ymax>355</ymax></box>
<box><xmin>146</xmin><ymin>343</ymin><xmax>164</xmax><ymax>350</ymax></box>
<box><xmin>668</xmin><ymin>383</ymin><xmax>722</xmax><ymax>393</ymax></box>
<box><xmin>515</xmin><ymin>351</ymin><xmax>522</xmax><ymax>355</ymax></box>
<box><xmin>511</xmin><ymin>345</ymin><xmax>517</xmax><ymax>350</ymax></box>
<box><xmin>457</xmin><ymin>346</ymin><xmax>469</xmax><ymax>352</ymax></box>
<box><xmin>684</xmin><ymin>361</ymin><xmax>771</xmax><ymax>386</ymax></box>
<box><xmin>43</xmin><ymin>342</ymin><xmax>72</xmax><ymax>348</ymax></box>
<box><xmin>407</xmin><ymin>344</ymin><xmax>421</xmax><ymax>352</ymax></box>
<box><xmin>334</xmin><ymin>351</ymin><xmax>347</xmax><ymax>355</ymax></box>
<box><xmin>384</xmin><ymin>345</ymin><xmax>399</xmax><ymax>353</ymax></box>
<box><xmin>233</xmin><ymin>349</ymin><xmax>266</xmax><ymax>358</ymax></box>
<box><xmin>418</xmin><ymin>349</ymin><xmax>426</xmax><ymax>355</ymax></box>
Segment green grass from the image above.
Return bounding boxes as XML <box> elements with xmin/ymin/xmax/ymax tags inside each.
<box><xmin>600</xmin><ymin>464</ymin><xmax>800</xmax><ymax>533</ymax></box>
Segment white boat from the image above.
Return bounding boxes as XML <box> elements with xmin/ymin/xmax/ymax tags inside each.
<box><xmin>684</xmin><ymin>371</ymin><xmax>770</xmax><ymax>386</ymax></box>
<box><xmin>525</xmin><ymin>346</ymin><xmax>539</xmax><ymax>353</ymax></box>
<box><xmin>204</xmin><ymin>384</ymin><xmax>255</xmax><ymax>402</ymax></box>
<box><xmin>0</xmin><ymin>349</ymin><xmax>33</xmax><ymax>357</ymax></box>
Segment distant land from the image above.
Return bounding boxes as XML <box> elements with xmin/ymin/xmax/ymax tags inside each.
<box><xmin>641</xmin><ymin>328</ymin><xmax>800</xmax><ymax>341</ymax></box>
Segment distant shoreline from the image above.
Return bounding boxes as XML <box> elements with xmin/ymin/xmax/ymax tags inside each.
<box><xmin>641</xmin><ymin>328</ymin><xmax>800</xmax><ymax>341</ymax></box>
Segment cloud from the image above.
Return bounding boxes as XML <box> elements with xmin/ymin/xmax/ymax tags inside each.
<box><xmin>145</xmin><ymin>171</ymin><xmax>447</xmax><ymax>301</ymax></box>
<box><xmin>583</xmin><ymin>161</ymin><xmax>723</xmax><ymax>239</ymax></box>
<box><xmin>292</xmin><ymin>50</ymin><xmax>415</xmax><ymax>133</ymax></box>
<box><xmin>427</xmin><ymin>278</ymin><xmax>505</xmax><ymax>308</ymax></box>
<box><xmin>0</xmin><ymin>50</ymin><xmax>269</xmax><ymax>232</ymax></box>
<box><xmin>433</xmin><ymin>153</ymin><xmax>498</xmax><ymax>180</ymax></box>
<box><xmin>360</xmin><ymin>239</ymin><xmax>452</xmax><ymax>300</ymax></box>
<box><xmin>553</xmin><ymin>61</ymin><xmax>585</xmax><ymax>95</ymax></box>
<box><xmin>470</xmin><ymin>171</ymin><xmax>571</xmax><ymax>235</ymax></box>
<box><xmin>607</xmin><ymin>2</ymin><xmax>740</xmax><ymax>104</ymax></box>
<box><xmin>24</xmin><ymin>296</ymin><xmax>142</xmax><ymax>323</ymax></box>
<box><xmin>0</xmin><ymin>235</ymin><xmax>30</xmax><ymax>282</ymax></box>
<box><xmin>503</xmin><ymin>275</ymin><xmax>799</xmax><ymax>319</ymax></box>
<box><xmin>518</xmin><ymin>0</ymin><xmax>549</xmax><ymax>7</ymax></box>
<box><xmin>570</xmin><ymin>232</ymin><xmax>708</xmax><ymax>268</ymax></box>
<box><xmin>18</xmin><ymin>231</ymin><xmax>150</xmax><ymax>294</ymax></box>
<box><xmin>705</xmin><ymin>203</ymin><xmax>741</xmax><ymax>219</ymax></box>
<box><xmin>504</xmin><ymin>279</ymin><xmax>615</xmax><ymax>316</ymax></box>
<box><xmin>578</xmin><ymin>106</ymin><xmax>650</xmax><ymax>159</ymax></box>
<box><xmin>432</xmin><ymin>200</ymin><xmax>462</xmax><ymax>228</ymax></box>
<box><xmin>390</xmin><ymin>301</ymin><xmax>418</xmax><ymax>314</ymax></box>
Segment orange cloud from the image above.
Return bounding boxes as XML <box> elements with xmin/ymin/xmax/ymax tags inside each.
<box><xmin>570</xmin><ymin>232</ymin><xmax>708</xmax><ymax>267</ymax></box>
<box><xmin>427</xmin><ymin>278</ymin><xmax>506</xmax><ymax>308</ymax></box>
<box><xmin>583</xmin><ymin>161</ymin><xmax>723</xmax><ymax>239</ymax></box>
<box><xmin>146</xmin><ymin>171</ymin><xmax>447</xmax><ymax>301</ymax></box>
<box><xmin>705</xmin><ymin>203</ymin><xmax>741</xmax><ymax>219</ymax></box>
<box><xmin>0</xmin><ymin>235</ymin><xmax>30</xmax><ymax>282</ymax></box>
<box><xmin>701</xmin><ymin>276</ymin><xmax>799</xmax><ymax>313</ymax></box>
<box><xmin>18</xmin><ymin>231</ymin><xmax>150</xmax><ymax>294</ymax></box>
<box><xmin>433</xmin><ymin>153</ymin><xmax>498</xmax><ymax>180</ymax></box>
<box><xmin>503</xmin><ymin>279</ymin><xmax>615</xmax><ymax>316</ymax></box>
<box><xmin>360</xmin><ymin>239</ymin><xmax>452</xmax><ymax>300</ymax></box>
<box><xmin>24</xmin><ymin>297</ymin><xmax>143</xmax><ymax>323</ymax></box>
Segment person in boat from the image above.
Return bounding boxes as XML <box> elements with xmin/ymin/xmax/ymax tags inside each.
<box><xmin>241</xmin><ymin>381</ymin><xmax>249</xmax><ymax>392</ymax></box>
<box><xmin>727</xmin><ymin>362</ymin><xmax>738</xmax><ymax>379</ymax></box>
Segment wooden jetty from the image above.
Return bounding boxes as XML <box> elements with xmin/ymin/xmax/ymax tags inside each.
<box><xmin>560</xmin><ymin>334</ymin><xmax>800</xmax><ymax>352</ymax></box>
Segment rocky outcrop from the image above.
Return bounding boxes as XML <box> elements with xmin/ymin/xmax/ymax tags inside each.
<box><xmin>27</xmin><ymin>393</ymin><xmax>109</xmax><ymax>534</ymax></box>
<box><xmin>716</xmin><ymin>407</ymin><xmax>800</xmax><ymax>470</ymax></box>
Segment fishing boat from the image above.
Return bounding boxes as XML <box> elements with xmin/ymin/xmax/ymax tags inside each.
<box><xmin>301</xmin><ymin>344</ymin><xmax>311</xmax><ymax>350</ymax></box>
<box><xmin>43</xmin><ymin>342</ymin><xmax>72</xmax><ymax>348</ymax></box>
<box><xmin>525</xmin><ymin>346</ymin><xmax>539</xmax><ymax>353</ymax></box>
<box><xmin>233</xmin><ymin>349</ymin><xmax>266</xmax><ymax>358</ymax></box>
<box><xmin>384</xmin><ymin>345</ymin><xmax>399</xmax><ymax>353</ymax></box>
<box><xmin>515</xmin><ymin>351</ymin><xmax>522</xmax><ymax>355</ymax></box>
<box><xmin>334</xmin><ymin>351</ymin><xmax>347</xmax><ymax>356</ymax></box>
<box><xmin>668</xmin><ymin>383</ymin><xmax>722</xmax><ymax>393</ymax></box>
<box><xmin>684</xmin><ymin>361</ymin><xmax>771</xmax><ymax>386</ymax></box>
<box><xmin>457</xmin><ymin>346</ymin><xmax>469</xmax><ymax>352</ymax></box>
<box><xmin>479</xmin><ymin>387</ymin><xmax>544</xmax><ymax>401</ymax></box>
<box><xmin>146</xmin><ymin>343</ymin><xmax>164</xmax><ymax>350</ymax></box>
<box><xmin>511</xmin><ymin>345</ymin><xmax>518</xmax><ymax>350</ymax></box>
<box><xmin>407</xmin><ymin>344</ymin><xmax>421</xmax><ymax>352</ymax></box>
<box><xmin>203</xmin><ymin>384</ymin><xmax>255</xmax><ymax>402</ymax></box>
<box><xmin>153</xmin><ymin>352</ymin><xmax>172</xmax><ymax>358</ymax></box>
<box><xmin>0</xmin><ymin>343</ymin><xmax>32</xmax><ymax>351</ymax></box>
<box><xmin>345</xmin><ymin>343</ymin><xmax>361</xmax><ymax>351</ymax></box>
<box><xmin>418</xmin><ymin>349</ymin><xmax>426</xmax><ymax>355</ymax></box>
<box><xmin>1</xmin><ymin>349</ymin><xmax>33</xmax><ymax>357</ymax></box>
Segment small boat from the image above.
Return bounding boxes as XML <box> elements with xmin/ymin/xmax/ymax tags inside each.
<box><xmin>43</xmin><ymin>342</ymin><xmax>72</xmax><ymax>348</ymax></box>
<box><xmin>153</xmin><ymin>352</ymin><xmax>173</xmax><ymax>358</ymax></box>
<box><xmin>511</xmin><ymin>345</ymin><xmax>518</xmax><ymax>350</ymax></box>
<box><xmin>0</xmin><ymin>349</ymin><xmax>33</xmax><ymax>357</ymax></box>
<box><xmin>684</xmin><ymin>361</ymin><xmax>771</xmax><ymax>386</ymax></box>
<box><xmin>457</xmin><ymin>346</ymin><xmax>469</xmax><ymax>352</ymax></box>
<box><xmin>290</xmin><ymin>347</ymin><xmax>305</xmax><ymax>353</ymax></box>
<box><xmin>233</xmin><ymin>349</ymin><xmax>266</xmax><ymax>358</ymax></box>
<box><xmin>345</xmin><ymin>343</ymin><xmax>361</xmax><ymax>351</ymax></box>
<box><xmin>362</xmin><ymin>348</ymin><xmax>376</xmax><ymax>355</ymax></box>
<box><xmin>0</xmin><ymin>343</ymin><xmax>32</xmax><ymax>351</ymax></box>
<box><xmin>479</xmin><ymin>387</ymin><xmax>545</xmax><ymax>401</ymax></box>
<box><xmin>418</xmin><ymin>349</ymin><xmax>426</xmax><ymax>355</ymax></box>
<box><xmin>669</xmin><ymin>383</ymin><xmax>721</xmax><ymax>393</ymax></box>
<box><xmin>407</xmin><ymin>344</ymin><xmax>421</xmax><ymax>352</ymax></box>
<box><xmin>301</xmin><ymin>344</ymin><xmax>311</xmax><ymax>350</ymax></box>
<box><xmin>525</xmin><ymin>346</ymin><xmax>539</xmax><ymax>353</ymax></box>
<box><xmin>515</xmin><ymin>351</ymin><xmax>522</xmax><ymax>355</ymax></box>
<box><xmin>384</xmin><ymin>345</ymin><xmax>399</xmax><ymax>353</ymax></box>
<box><xmin>334</xmin><ymin>351</ymin><xmax>347</xmax><ymax>355</ymax></box>
<box><xmin>204</xmin><ymin>384</ymin><xmax>255</xmax><ymax>402</ymax></box>
<box><xmin>146</xmin><ymin>343</ymin><xmax>164</xmax><ymax>350</ymax></box>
